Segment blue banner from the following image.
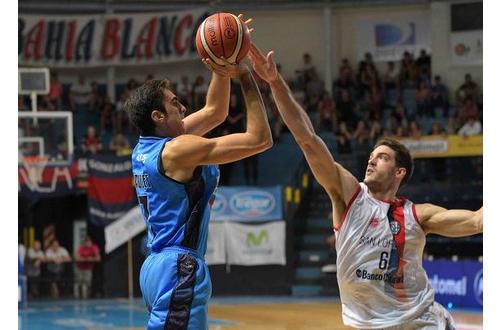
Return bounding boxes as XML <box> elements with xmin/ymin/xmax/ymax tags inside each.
<box><xmin>423</xmin><ymin>259</ymin><xmax>482</xmax><ymax>309</ymax></box>
<box><xmin>210</xmin><ymin>186</ymin><xmax>283</xmax><ymax>222</ymax></box>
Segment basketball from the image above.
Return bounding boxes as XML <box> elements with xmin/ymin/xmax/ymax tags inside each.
<box><xmin>195</xmin><ymin>13</ymin><xmax>251</xmax><ymax>66</ymax></box>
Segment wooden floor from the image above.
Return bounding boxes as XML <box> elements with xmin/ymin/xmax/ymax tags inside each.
<box><xmin>208</xmin><ymin>302</ymin><xmax>482</xmax><ymax>330</ymax></box>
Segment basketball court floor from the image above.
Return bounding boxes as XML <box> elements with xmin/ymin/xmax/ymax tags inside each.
<box><xmin>19</xmin><ymin>296</ymin><xmax>482</xmax><ymax>330</ymax></box>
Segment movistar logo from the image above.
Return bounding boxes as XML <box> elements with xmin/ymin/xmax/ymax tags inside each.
<box><xmin>246</xmin><ymin>230</ymin><xmax>269</xmax><ymax>247</ymax></box>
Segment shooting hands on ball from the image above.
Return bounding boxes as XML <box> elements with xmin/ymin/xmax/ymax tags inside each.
<box><xmin>202</xmin><ymin>14</ymin><xmax>254</xmax><ymax>78</ymax></box>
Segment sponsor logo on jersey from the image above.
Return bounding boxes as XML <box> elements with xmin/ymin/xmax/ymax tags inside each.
<box><xmin>355</xmin><ymin>268</ymin><xmax>403</xmax><ymax>284</ymax></box>
<box><xmin>358</xmin><ymin>235</ymin><xmax>394</xmax><ymax>248</ymax></box>
<box><xmin>389</xmin><ymin>221</ymin><xmax>401</xmax><ymax>235</ymax></box>
<box><xmin>229</xmin><ymin>191</ymin><xmax>275</xmax><ymax>217</ymax></box>
<box><xmin>136</xmin><ymin>153</ymin><xmax>147</xmax><ymax>163</ymax></box>
<box><xmin>369</xmin><ymin>217</ymin><xmax>380</xmax><ymax>228</ymax></box>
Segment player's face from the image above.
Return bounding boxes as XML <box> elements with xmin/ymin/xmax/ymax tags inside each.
<box><xmin>363</xmin><ymin>145</ymin><xmax>399</xmax><ymax>186</ymax></box>
<box><xmin>162</xmin><ymin>89</ymin><xmax>187</xmax><ymax>137</ymax></box>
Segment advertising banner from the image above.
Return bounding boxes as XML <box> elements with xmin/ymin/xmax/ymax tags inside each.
<box><xmin>210</xmin><ymin>186</ymin><xmax>283</xmax><ymax>222</ymax></box>
<box><xmin>400</xmin><ymin>135</ymin><xmax>482</xmax><ymax>158</ymax></box>
<box><xmin>423</xmin><ymin>259</ymin><xmax>482</xmax><ymax>309</ymax></box>
<box><xmin>104</xmin><ymin>206</ymin><xmax>146</xmax><ymax>254</ymax></box>
<box><xmin>87</xmin><ymin>154</ymin><xmax>135</xmax><ymax>226</ymax></box>
<box><xmin>205</xmin><ymin>222</ymin><xmax>226</xmax><ymax>265</ymax></box>
<box><xmin>19</xmin><ymin>8</ymin><xmax>210</xmax><ymax>67</ymax></box>
<box><xmin>357</xmin><ymin>14</ymin><xmax>431</xmax><ymax>61</ymax></box>
<box><xmin>450</xmin><ymin>31</ymin><xmax>482</xmax><ymax>66</ymax></box>
<box><xmin>225</xmin><ymin>221</ymin><xmax>286</xmax><ymax>266</ymax></box>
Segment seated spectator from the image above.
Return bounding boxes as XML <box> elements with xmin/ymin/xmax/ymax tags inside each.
<box><xmin>408</xmin><ymin>120</ymin><xmax>422</xmax><ymax>139</ymax></box>
<box><xmin>116</xmin><ymin>92</ymin><xmax>133</xmax><ymax>133</ymax></box>
<box><xmin>100</xmin><ymin>96</ymin><xmax>117</xmax><ymax>134</ymax></box>
<box><xmin>74</xmin><ymin>235</ymin><xmax>101</xmax><ymax>299</ymax></box>
<box><xmin>366</xmin><ymin>84</ymin><xmax>384</xmax><ymax>117</ymax></box>
<box><xmin>333</xmin><ymin>67</ymin><xmax>356</xmax><ymax>99</ymax></box>
<box><xmin>429</xmin><ymin>122</ymin><xmax>446</xmax><ymax>137</ymax></box>
<box><xmin>296</xmin><ymin>52</ymin><xmax>317</xmax><ymax>84</ymax></box>
<box><xmin>394</xmin><ymin>126</ymin><xmax>408</xmax><ymax>139</ymax></box>
<box><xmin>45</xmin><ymin>240</ymin><xmax>72</xmax><ymax>298</ymax></box>
<box><xmin>458</xmin><ymin>116</ymin><xmax>482</xmax><ymax>136</ymax></box>
<box><xmin>336</xmin><ymin>89</ymin><xmax>357</xmax><ymax>129</ymax></box>
<box><xmin>191</xmin><ymin>75</ymin><xmax>207</xmax><ymax>111</ymax></box>
<box><xmin>456</xmin><ymin>73</ymin><xmax>479</xmax><ymax>103</ymax></box>
<box><xmin>338</xmin><ymin>58</ymin><xmax>353</xmax><ymax>78</ymax></box>
<box><xmin>81</xmin><ymin>126</ymin><xmax>103</xmax><ymax>155</ymax></box>
<box><xmin>382</xmin><ymin>61</ymin><xmax>399</xmax><ymax>91</ymax></box>
<box><xmin>446</xmin><ymin>117</ymin><xmax>458</xmax><ymax>135</ymax></box>
<box><xmin>305</xmin><ymin>70</ymin><xmax>324</xmax><ymax>101</ymax></box>
<box><xmin>458</xmin><ymin>97</ymin><xmax>479</xmax><ymax>125</ymax></box>
<box><xmin>178</xmin><ymin>75</ymin><xmax>192</xmax><ymax>110</ymax></box>
<box><xmin>70</xmin><ymin>75</ymin><xmax>92</xmax><ymax>111</ymax></box>
<box><xmin>430</xmin><ymin>75</ymin><xmax>449</xmax><ymax>116</ymax></box>
<box><xmin>89</xmin><ymin>81</ymin><xmax>104</xmax><ymax>114</ymax></box>
<box><xmin>335</xmin><ymin>121</ymin><xmax>352</xmax><ymax>154</ymax></box>
<box><xmin>369</xmin><ymin>119</ymin><xmax>383</xmax><ymax>145</ymax></box>
<box><xmin>416</xmin><ymin>81</ymin><xmax>433</xmax><ymax>117</ymax></box>
<box><xmin>48</xmin><ymin>72</ymin><xmax>63</xmax><ymax>110</ymax></box>
<box><xmin>318</xmin><ymin>93</ymin><xmax>337</xmax><ymax>132</ymax></box>
<box><xmin>109</xmin><ymin>133</ymin><xmax>132</xmax><ymax>156</ymax></box>
<box><xmin>25</xmin><ymin>240</ymin><xmax>45</xmax><ymax>298</ymax></box>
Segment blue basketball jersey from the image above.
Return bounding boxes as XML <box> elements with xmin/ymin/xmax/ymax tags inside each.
<box><xmin>131</xmin><ymin>136</ymin><xmax>219</xmax><ymax>256</ymax></box>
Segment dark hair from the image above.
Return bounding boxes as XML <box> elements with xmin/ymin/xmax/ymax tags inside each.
<box><xmin>374</xmin><ymin>137</ymin><xmax>413</xmax><ymax>186</ymax></box>
<box><xmin>124</xmin><ymin>79</ymin><xmax>171</xmax><ymax>136</ymax></box>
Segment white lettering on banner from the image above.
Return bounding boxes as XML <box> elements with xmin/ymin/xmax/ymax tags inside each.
<box><xmin>429</xmin><ymin>275</ymin><xmax>467</xmax><ymax>296</ymax></box>
<box><xmin>401</xmin><ymin>139</ymin><xmax>448</xmax><ymax>154</ymax></box>
<box><xmin>474</xmin><ymin>269</ymin><xmax>483</xmax><ymax>305</ymax></box>
<box><xmin>19</xmin><ymin>165</ymin><xmax>73</xmax><ymax>193</ymax></box>
<box><xmin>225</xmin><ymin>221</ymin><xmax>286</xmax><ymax>266</ymax></box>
<box><xmin>88</xmin><ymin>159</ymin><xmax>131</xmax><ymax>173</ymax></box>
<box><xmin>229</xmin><ymin>191</ymin><xmax>276</xmax><ymax>217</ymax></box>
<box><xmin>104</xmin><ymin>206</ymin><xmax>146</xmax><ymax>254</ymax></box>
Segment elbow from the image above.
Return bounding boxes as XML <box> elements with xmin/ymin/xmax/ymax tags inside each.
<box><xmin>475</xmin><ymin>213</ymin><xmax>483</xmax><ymax>234</ymax></box>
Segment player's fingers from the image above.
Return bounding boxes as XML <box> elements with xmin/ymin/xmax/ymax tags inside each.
<box><xmin>249</xmin><ymin>43</ymin><xmax>266</xmax><ymax>62</ymax></box>
<box><xmin>267</xmin><ymin>51</ymin><xmax>275</xmax><ymax>65</ymax></box>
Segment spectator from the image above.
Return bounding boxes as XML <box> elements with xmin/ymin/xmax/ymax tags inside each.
<box><xmin>191</xmin><ymin>75</ymin><xmax>207</xmax><ymax>111</ymax></box>
<box><xmin>382</xmin><ymin>61</ymin><xmax>399</xmax><ymax>91</ymax></box>
<box><xmin>458</xmin><ymin>97</ymin><xmax>479</xmax><ymax>125</ymax></box>
<box><xmin>296</xmin><ymin>52</ymin><xmax>317</xmax><ymax>84</ymax></box>
<box><xmin>318</xmin><ymin>92</ymin><xmax>337</xmax><ymax>132</ymax></box>
<box><xmin>305</xmin><ymin>70</ymin><xmax>324</xmax><ymax>102</ymax></box>
<box><xmin>81</xmin><ymin>126</ymin><xmax>103</xmax><ymax>155</ymax></box>
<box><xmin>74</xmin><ymin>235</ymin><xmax>101</xmax><ymax>299</ymax></box>
<box><xmin>89</xmin><ymin>81</ymin><xmax>104</xmax><ymax>114</ymax></box>
<box><xmin>369</xmin><ymin>119</ymin><xmax>383</xmax><ymax>145</ymax></box>
<box><xmin>25</xmin><ymin>240</ymin><xmax>45</xmax><ymax>298</ymax></box>
<box><xmin>48</xmin><ymin>72</ymin><xmax>63</xmax><ymax>110</ymax></box>
<box><xmin>333</xmin><ymin>66</ymin><xmax>356</xmax><ymax>100</ymax></box>
<box><xmin>178</xmin><ymin>75</ymin><xmax>192</xmax><ymax>110</ymax></box>
<box><xmin>45</xmin><ymin>240</ymin><xmax>72</xmax><ymax>298</ymax></box>
<box><xmin>335</xmin><ymin>121</ymin><xmax>352</xmax><ymax>154</ymax></box>
<box><xmin>416</xmin><ymin>82</ymin><xmax>433</xmax><ymax>117</ymax></box>
<box><xmin>336</xmin><ymin>89</ymin><xmax>357</xmax><ymax>129</ymax></box>
<box><xmin>100</xmin><ymin>96</ymin><xmax>117</xmax><ymax>134</ymax></box>
<box><xmin>457</xmin><ymin>73</ymin><xmax>479</xmax><ymax>103</ymax></box>
<box><xmin>408</xmin><ymin>120</ymin><xmax>422</xmax><ymax>139</ymax></box>
<box><xmin>109</xmin><ymin>133</ymin><xmax>132</xmax><ymax>156</ymax></box>
<box><xmin>429</xmin><ymin>122</ymin><xmax>446</xmax><ymax>137</ymax></box>
<box><xmin>430</xmin><ymin>75</ymin><xmax>449</xmax><ymax>116</ymax></box>
<box><xmin>116</xmin><ymin>92</ymin><xmax>133</xmax><ymax>133</ymax></box>
<box><xmin>446</xmin><ymin>117</ymin><xmax>458</xmax><ymax>135</ymax></box>
<box><xmin>416</xmin><ymin>49</ymin><xmax>431</xmax><ymax>76</ymax></box>
<box><xmin>69</xmin><ymin>75</ymin><xmax>92</xmax><ymax>111</ymax></box>
<box><xmin>338</xmin><ymin>58</ymin><xmax>353</xmax><ymax>78</ymax></box>
<box><xmin>366</xmin><ymin>84</ymin><xmax>384</xmax><ymax>117</ymax></box>
<box><xmin>458</xmin><ymin>116</ymin><xmax>482</xmax><ymax>136</ymax></box>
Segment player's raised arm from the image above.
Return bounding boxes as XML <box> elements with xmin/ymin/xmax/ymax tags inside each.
<box><xmin>182</xmin><ymin>15</ymin><xmax>254</xmax><ymax>137</ymax></box>
<box><xmin>416</xmin><ymin>204</ymin><xmax>483</xmax><ymax>237</ymax></box>
<box><xmin>165</xmin><ymin>66</ymin><xmax>272</xmax><ymax>167</ymax></box>
<box><xmin>248</xmin><ymin>44</ymin><xmax>359</xmax><ymax>208</ymax></box>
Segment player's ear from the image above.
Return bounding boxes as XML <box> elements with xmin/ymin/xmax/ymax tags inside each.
<box><xmin>151</xmin><ymin>109</ymin><xmax>166</xmax><ymax>122</ymax></box>
<box><xmin>396</xmin><ymin>167</ymin><xmax>407</xmax><ymax>181</ymax></box>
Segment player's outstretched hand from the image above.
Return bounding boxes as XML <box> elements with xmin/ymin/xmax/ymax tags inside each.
<box><xmin>247</xmin><ymin>43</ymin><xmax>279</xmax><ymax>84</ymax></box>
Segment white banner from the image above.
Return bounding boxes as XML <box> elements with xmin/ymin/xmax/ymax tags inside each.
<box><xmin>450</xmin><ymin>31</ymin><xmax>482</xmax><ymax>66</ymax></box>
<box><xmin>19</xmin><ymin>8</ymin><xmax>209</xmax><ymax>67</ymax></box>
<box><xmin>357</xmin><ymin>14</ymin><xmax>431</xmax><ymax>62</ymax></box>
<box><xmin>104</xmin><ymin>206</ymin><xmax>146</xmax><ymax>254</ymax></box>
<box><xmin>205</xmin><ymin>222</ymin><xmax>226</xmax><ymax>265</ymax></box>
<box><xmin>225</xmin><ymin>221</ymin><xmax>286</xmax><ymax>266</ymax></box>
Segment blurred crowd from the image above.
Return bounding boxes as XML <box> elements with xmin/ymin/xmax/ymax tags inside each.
<box><xmin>18</xmin><ymin>49</ymin><xmax>482</xmax><ymax>183</ymax></box>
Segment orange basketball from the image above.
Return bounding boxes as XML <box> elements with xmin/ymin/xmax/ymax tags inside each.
<box><xmin>195</xmin><ymin>13</ymin><xmax>251</xmax><ymax>65</ymax></box>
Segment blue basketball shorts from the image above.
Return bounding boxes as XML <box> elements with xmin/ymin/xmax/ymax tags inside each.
<box><xmin>140</xmin><ymin>247</ymin><xmax>212</xmax><ymax>330</ymax></box>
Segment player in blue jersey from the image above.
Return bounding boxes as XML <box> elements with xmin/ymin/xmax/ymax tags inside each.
<box><xmin>124</xmin><ymin>36</ymin><xmax>272</xmax><ymax>330</ymax></box>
